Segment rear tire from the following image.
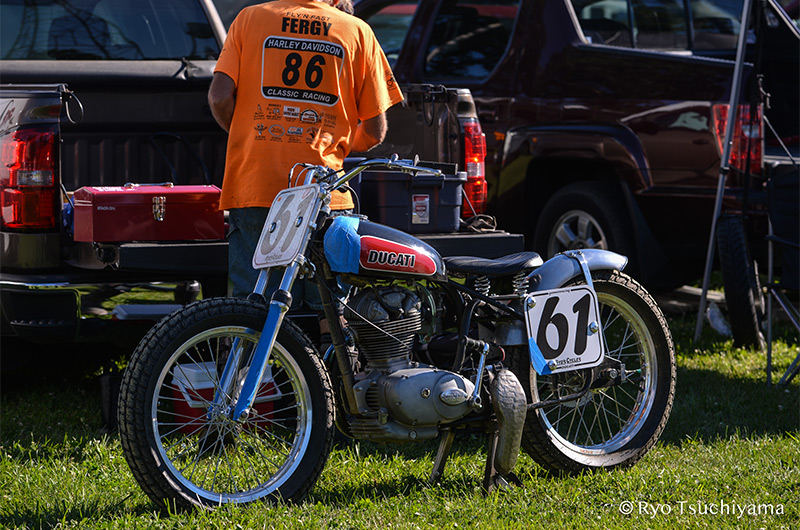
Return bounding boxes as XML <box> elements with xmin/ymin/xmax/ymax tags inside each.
<box><xmin>117</xmin><ymin>298</ymin><xmax>334</xmax><ymax>509</ymax></box>
<box><xmin>511</xmin><ymin>270</ymin><xmax>675</xmax><ymax>473</ymax></box>
<box><xmin>717</xmin><ymin>214</ymin><xmax>765</xmax><ymax>349</ymax></box>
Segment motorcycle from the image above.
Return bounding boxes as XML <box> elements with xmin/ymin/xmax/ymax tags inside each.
<box><xmin>117</xmin><ymin>156</ymin><xmax>676</xmax><ymax>509</ymax></box>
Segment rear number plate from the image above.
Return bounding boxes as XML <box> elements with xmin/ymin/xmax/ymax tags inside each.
<box><xmin>524</xmin><ymin>285</ymin><xmax>605</xmax><ymax>375</ymax></box>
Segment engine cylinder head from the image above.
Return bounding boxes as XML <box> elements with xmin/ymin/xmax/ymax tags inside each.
<box><xmin>345</xmin><ymin>286</ymin><xmax>423</xmax><ymax>370</ymax></box>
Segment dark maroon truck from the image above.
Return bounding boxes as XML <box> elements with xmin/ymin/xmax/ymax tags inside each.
<box><xmin>0</xmin><ymin>0</ymin><xmax>520</xmax><ymax>346</ymax></box>
<box><xmin>347</xmin><ymin>0</ymin><xmax>799</xmax><ymax>347</ymax></box>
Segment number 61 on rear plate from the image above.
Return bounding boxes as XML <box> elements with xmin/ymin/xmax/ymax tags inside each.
<box><xmin>524</xmin><ymin>285</ymin><xmax>606</xmax><ymax>375</ymax></box>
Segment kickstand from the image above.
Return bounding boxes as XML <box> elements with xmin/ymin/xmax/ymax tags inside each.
<box><xmin>483</xmin><ymin>427</ymin><xmax>523</xmax><ymax>494</ymax></box>
<box><xmin>430</xmin><ymin>428</ymin><xmax>455</xmax><ymax>484</ymax></box>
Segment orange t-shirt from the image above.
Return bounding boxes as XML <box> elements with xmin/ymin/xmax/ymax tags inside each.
<box><xmin>215</xmin><ymin>0</ymin><xmax>404</xmax><ymax>210</ymax></box>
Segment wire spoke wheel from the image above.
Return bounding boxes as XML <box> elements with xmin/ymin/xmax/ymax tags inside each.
<box><xmin>153</xmin><ymin>326</ymin><xmax>310</xmax><ymax>502</ymax></box>
<box><xmin>537</xmin><ymin>290</ymin><xmax>655</xmax><ymax>451</ymax></box>
<box><xmin>118</xmin><ymin>299</ymin><xmax>334</xmax><ymax>509</ymax></box>
<box><xmin>512</xmin><ymin>270</ymin><xmax>675</xmax><ymax>473</ymax></box>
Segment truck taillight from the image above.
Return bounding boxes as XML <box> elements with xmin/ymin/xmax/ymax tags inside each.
<box><xmin>1</xmin><ymin>128</ymin><xmax>59</xmax><ymax>231</ymax></box>
<box><xmin>712</xmin><ymin>103</ymin><xmax>763</xmax><ymax>176</ymax></box>
<box><xmin>462</xmin><ymin>118</ymin><xmax>487</xmax><ymax>217</ymax></box>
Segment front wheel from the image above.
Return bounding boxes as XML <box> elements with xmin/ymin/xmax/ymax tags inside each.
<box><xmin>511</xmin><ymin>270</ymin><xmax>676</xmax><ymax>473</ymax></box>
<box><xmin>117</xmin><ymin>298</ymin><xmax>334</xmax><ymax>509</ymax></box>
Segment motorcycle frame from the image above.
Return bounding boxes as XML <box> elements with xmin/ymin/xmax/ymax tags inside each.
<box><xmin>225</xmin><ymin>157</ymin><xmax>444</xmax><ymax>422</ymax></box>
<box><xmin>222</xmin><ymin>157</ymin><xmax>630</xmax><ymax>424</ymax></box>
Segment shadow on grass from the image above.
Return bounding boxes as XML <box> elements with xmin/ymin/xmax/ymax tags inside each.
<box><xmin>0</xmin><ymin>497</ymin><xmax>161</xmax><ymax>530</ymax></box>
<box><xmin>661</xmin><ymin>363</ymin><xmax>799</xmax><ymax>445</ymax></box>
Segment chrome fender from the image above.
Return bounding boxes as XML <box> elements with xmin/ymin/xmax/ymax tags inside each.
<box><xmin>527</xmin><ymin>249</ymin><xmax>628</xmax><ymax>291</ymax></box>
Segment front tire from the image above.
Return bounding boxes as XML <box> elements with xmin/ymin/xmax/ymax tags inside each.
<box><xmin>117</xmin><ymin>298</ymin><xmax>334</xmax><ymax>509</ymax></box>
<box><xmin>511</xmin><ymin>270</ymin><xmax>676</xmax><ymax>473</ymax></box>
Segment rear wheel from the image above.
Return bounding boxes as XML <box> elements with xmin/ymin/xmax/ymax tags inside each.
<box><xmin>511</xmin><ymin>270</ymin><xmax>675</xmax><ymax>473</ymax></box>
<box><xmin>717</xmin><ymin>214</ymin><xmax>765</xmax><ymax>349</ymax></box>
<box><xmin>118</xmin><ymin>298</ymin><xmax>334</xmax><ymax>509</ymax></box>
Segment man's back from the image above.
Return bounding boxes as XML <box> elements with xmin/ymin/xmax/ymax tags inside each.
<box><xmin>215</xmin><ymin>0</ymin><xmax>402</xmax><ymax>210</ymax></box>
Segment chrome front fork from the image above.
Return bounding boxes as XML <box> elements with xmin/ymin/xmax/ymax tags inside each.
<box><xmin>229</xmin><ymin>260</ymin><xmax>303</xmax><ymax>421</ymax></box>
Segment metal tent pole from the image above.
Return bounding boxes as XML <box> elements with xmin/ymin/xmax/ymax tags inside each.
<box><xmin>694</xmin><ymin>0</ymin><xmax>756</xmax><ymax>343</ymax></box>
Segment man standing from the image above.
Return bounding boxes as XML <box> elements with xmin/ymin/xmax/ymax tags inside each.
<box><xmin>208</xmin><ymin>0</ymin><xmax>403</xmax><ymax>299</ymax></box>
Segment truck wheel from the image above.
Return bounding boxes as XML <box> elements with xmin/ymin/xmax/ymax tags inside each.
<box><xmin>716</xmin><ymin>214</ymin><xmax>765</xmax><ymax>349</ymax></box>
<box><xmin>510</xmin><ymin>270</ymin><xmax>676</xmax><ymax>473</ymax></box>
<box><xmin>117</xmin><ymin>298</ymin><xmax>334</xmax><ymax>510</ymax></box>
<box><xmin>534</xmin><ymin>182</ymin><xmax>634</xmax><ymax>263</ymax></box>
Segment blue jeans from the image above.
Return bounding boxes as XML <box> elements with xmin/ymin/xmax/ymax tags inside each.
<box><xmin>227</xmin><ymin>207</ymin><xmax>349</xmax><ymax>311</ymax></box>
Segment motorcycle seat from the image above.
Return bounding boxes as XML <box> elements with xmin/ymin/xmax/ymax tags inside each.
<box><xmin>444</xmin><ymin>251</ymin><xmax>543</xmax><ymax>277</ymax></box>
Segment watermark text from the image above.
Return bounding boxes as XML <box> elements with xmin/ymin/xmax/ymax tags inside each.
<box><xmin>615</xmin><ymin>500</ymin><xmax>785</xmax><ymax>519</ymax></box>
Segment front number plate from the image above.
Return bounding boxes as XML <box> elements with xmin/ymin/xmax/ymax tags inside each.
<box><xmin>252</xmin><ymin>184</ymin><xmax>319</xmax><ymax>269</ymax></box>
<box><xmin>524</xmin><ymin>285</ymin><xmax>605</xmax><ymax>375</ymax></box>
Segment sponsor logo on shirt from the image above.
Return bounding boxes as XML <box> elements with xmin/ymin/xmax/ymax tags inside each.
<box><xmin>283</xmin><ymin>106</ymin><xmax>300</xmax><ymax>119</ymax></box>
<box><xmin>300</xmin><ymin>109</ymin><xmax>320</xmax><ymax>123</ymax></box>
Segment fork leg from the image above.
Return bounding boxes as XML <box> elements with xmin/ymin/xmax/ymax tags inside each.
<box><xmin>233</xmin><ymin>262</ymin><xmax>299</xmax><ymax>420</ymax></box>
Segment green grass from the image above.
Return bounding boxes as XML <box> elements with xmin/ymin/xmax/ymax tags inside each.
<box><xmin>1</xmin><ymin>314</ymin><xmax>798</xmax><ymax>529</ymax></box>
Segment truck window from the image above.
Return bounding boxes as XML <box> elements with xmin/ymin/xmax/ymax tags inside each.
<box><xmin>0</xmin><ymin>0</ymin><xmax>220</xmax><ymax>60</ymax></box>
<box><xmin>571</xmin><ymin>0</ymin><xmax>745</xmax><ymax>51</ymax></box>
<box><xmin>573</xmin><ymin>0</ymin><xmax>634</xmax><ymax>47</ymax></box>
<box><xmin>571</xmin><ymin>0</ymin><xmax>687</xmax><ymax>49</ymax></box>
<box><xmin>363</xmin><ymin>1</ymin><xmax>420</xmax><ymax>67</ymax></box>
<box><xmin>690</xmin><ymin>0</ymin><xmax>741</xmax><ymax>50</ymax></box>
<box><xmin>423</xmin><ymin>0</ymin><xmax>521</xmax><ymax>81</ymax></box>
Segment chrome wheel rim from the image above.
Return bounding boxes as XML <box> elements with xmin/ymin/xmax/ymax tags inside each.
<box><xmin>534</xmin><ymin>290</ymin><xmax>657</xmax><ymax>457</ymax></box>
<box><xmin>547</xmin><ymin>209</ymin><xmax>608</xmax><ymax>256</ymax></box>
<box><xmin>150</xmin><ymin>325</ymin><xmax>312</xmax><ymax>503</ymax></box>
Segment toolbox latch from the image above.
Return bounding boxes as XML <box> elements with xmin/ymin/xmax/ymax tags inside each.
<box><xmin>152</xmin><ymin>196</ymin><xmax>166</xmax><ymax>221</ymax></box>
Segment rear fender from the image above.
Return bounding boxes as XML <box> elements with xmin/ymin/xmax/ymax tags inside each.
<box><xmin>528</xmin><ymin>249</ymin><xmax>628</xmax><ymax>291</ymax></box>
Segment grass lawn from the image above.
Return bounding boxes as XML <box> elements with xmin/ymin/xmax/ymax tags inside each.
<box><xmin>1</xmin><ymin>310</ymin><xmax>798</xmax><ymax>529</ymax></box>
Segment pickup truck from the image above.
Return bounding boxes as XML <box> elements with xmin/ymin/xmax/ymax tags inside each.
<box><xmin>0</xmin><ymin>0</ymin><xmax>520</xmax><ymax>346</ymax></box>
<box><xmin>347</xmin><ymin>0</ymin><xmax>799</xmax><ymax>348</ymax></box>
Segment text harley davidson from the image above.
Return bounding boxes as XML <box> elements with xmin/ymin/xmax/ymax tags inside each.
<box><xmin>366</xmin><ymin>250</ymin><xmax>416</xmax><ymax>268</ymax></box>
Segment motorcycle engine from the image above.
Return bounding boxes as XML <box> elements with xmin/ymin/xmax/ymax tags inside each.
<box><xmin>344</xmin><ymin>286</ymin><xmax>422</xmax><ymax>371</ymax></box>
<box><xmin>344</xmin><ymin>286</ymin><xmax>477</xmax><ymax>442</ymax></box>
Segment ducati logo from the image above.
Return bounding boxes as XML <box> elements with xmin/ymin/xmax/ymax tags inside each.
<box><xmin>366</xmin><ymin>249</ymin><xmax>416</xmax><ymax>268</ymax></box>
<box><xmin>359</xmin><ymin>236</ymin><xmax>436</xmax><ymax>276</ymax></box>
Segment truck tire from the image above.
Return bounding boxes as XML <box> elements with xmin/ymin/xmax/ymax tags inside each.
<box><xmin>533</xmin><ymin>182</ymin><xmax>635</xmax><ymax>264</ymax></box>
<box><xmin>716</xmin><ymin>214</ymin><xmax>765</xmax><ymax>349</ymax></box>
<box><xmin>510</xmin><ymin>270</ymin><xmax>676</xmax><ymax>473</ymax></box>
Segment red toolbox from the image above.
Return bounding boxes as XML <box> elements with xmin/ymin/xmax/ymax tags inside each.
<box><xmin>73</xmin><ymin>184</ymin><xmax>224</xmax><ymax>242</ymax></box>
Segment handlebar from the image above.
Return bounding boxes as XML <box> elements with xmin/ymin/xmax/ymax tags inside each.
<box><xmin>290</xmin><ymin>154</ymin><xmax>443</xmax><ymax>193</ymax></box>
<box><xmin>331</xmin><ymin>154</ymin><xmax>443</xmax><ymax>191</ymax></box>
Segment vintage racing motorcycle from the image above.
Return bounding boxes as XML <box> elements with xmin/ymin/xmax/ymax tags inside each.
<box><xmin>117</xmin><ymin>156</ymin><xmax>676</xmax><ymax>509</ymax></box>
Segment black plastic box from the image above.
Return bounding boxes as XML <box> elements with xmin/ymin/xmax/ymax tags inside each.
<box><xmin>356</xmin><ymin>164</ymin><xmax>465</xmax><ymax>234</ymax></box>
